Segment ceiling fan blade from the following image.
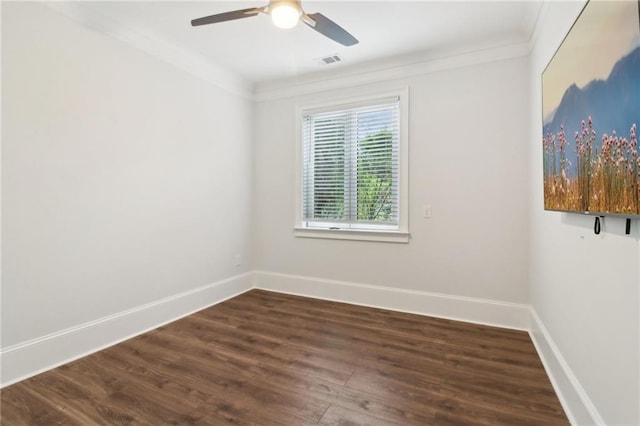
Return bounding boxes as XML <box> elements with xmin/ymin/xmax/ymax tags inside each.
<box><xmin>191</xmin><ymin>7</ymin><xmax>264</xmax><ymax>26</ymax></box>
<box><xmin>303</xmin><ymin>13</ymin><xmax>358</xmax><ymax>46</ymax></box>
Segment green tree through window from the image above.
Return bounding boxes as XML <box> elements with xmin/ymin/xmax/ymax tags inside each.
<box><xmin>357</xmin><ymin>130</ymin><xmax>393</xmax><ymax>221</ymax></box>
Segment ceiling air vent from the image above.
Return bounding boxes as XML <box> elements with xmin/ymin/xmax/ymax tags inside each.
<box><xmin>315</xmin><ymin>54</ymin><xmax>343</xmax><ymax>66</ymax></box>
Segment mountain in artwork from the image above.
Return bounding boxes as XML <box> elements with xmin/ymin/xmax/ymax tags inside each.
<box><xmin>543</xmin><ymin>46</ymin><xmax>640</xmax><ymax>169</ymax></box>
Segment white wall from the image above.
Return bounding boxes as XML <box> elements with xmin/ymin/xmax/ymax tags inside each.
<box><xmin>528</xmin><ymin>2</ymin><xmax>640</xmax><ymax>425</ymax></box>
<box><xmin>1</xmin><ymin>2</ymin><xmax>252</xmax><ymax>350</ymax></box>
<box><xmin>252</xmin><ymin>55</ymin><xmax>530</xmax><ymax>304</ymax></box>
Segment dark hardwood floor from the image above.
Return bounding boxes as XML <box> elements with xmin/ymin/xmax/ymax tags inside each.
<box><xmin>1</xmin><ymin>289</ymin><xmax>569</xmax><ymax>425</ymax></box>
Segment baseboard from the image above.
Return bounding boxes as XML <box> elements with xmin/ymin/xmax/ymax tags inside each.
<box><xmin>529</xmin><ymin>309</ymin><xmax>605</xmax><ymax>426</ymax></box>
<box><xmin>0</xmin><ymin>272</ymin><xmax>253</xmax><ymax>388</ymax></box>
<box><xmin>252</xmin><ymin>270</ymin><xmax>529</xmax><ymax>331</ymax></box>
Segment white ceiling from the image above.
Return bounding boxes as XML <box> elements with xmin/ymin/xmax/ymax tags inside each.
<box><xmin>60</xmin><ymin>1</ymin><xmax>543</xmax><ymax>84</ymax></box>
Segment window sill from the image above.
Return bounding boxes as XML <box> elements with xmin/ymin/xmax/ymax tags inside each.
<box><xmin>294</xmin><ymin>227</ymin><xmax>410</xmax><ymax>243</ymax></box>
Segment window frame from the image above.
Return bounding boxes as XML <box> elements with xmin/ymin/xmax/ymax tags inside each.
<box><xmin>294</xmin><ymin>88</ymin><xmax>410</xmax><ymax>243</ymax></box>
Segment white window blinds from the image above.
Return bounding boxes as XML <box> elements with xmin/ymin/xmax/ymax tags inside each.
<box><xmin>302</xmin><ymin>97</ymin><xmax>401</xmax><ymax>230</ymax></box>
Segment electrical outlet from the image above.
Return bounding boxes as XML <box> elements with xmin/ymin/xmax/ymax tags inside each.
<box><xmin>423</xmin><ymin>204</ymin><xmax>432</xmax><ymax>218</ymax></box>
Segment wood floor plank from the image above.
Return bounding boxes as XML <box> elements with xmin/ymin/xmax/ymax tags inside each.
<box><xmin>22</xmin><ymin>371</ymin><xmax>130</xmax><ymax>425</ymax></box>
<box><xmin>153</xmin><ymin>351</ymin><xmax>323</xmax><ymax>424</ymax></box>
<box><xmin>318</xmin><ymin>404</ymin><xmax>403</xmax><ymax>426</ymax></box>
<box><xmin>1</xmin><ymin>289</ymin><xmax>569</xmax><ymax>425</ymax></box>
<box><xmin>249</xmin><ymin>360</ymin><xmax>438</xmax><ymax>424</ymax></box>
<box><xmin>0</xmin><ymin>385</ymin><xmax>78</xmax><ymax>426</ymax></box>
<box><xmin>173</xmin><ymin>313</ymin><xmax>358</xmax><ymax>383</ymax></box>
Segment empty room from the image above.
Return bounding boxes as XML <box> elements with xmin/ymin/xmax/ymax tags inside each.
<box><xmin>1</xmin><ymin>1</ymin><xmax>638</xmax><ymax>425</ymax></box>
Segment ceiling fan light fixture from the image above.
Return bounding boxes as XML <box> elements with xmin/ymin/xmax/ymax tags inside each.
<box><xmin>270</xmin><ymin>1</ymin><xmax>301</xmax><ymax>29</ymax></box>
<box><xmin>191</xmin><ymin>0</ymin><xmax>359</xmax><ymax>46</ymax></box>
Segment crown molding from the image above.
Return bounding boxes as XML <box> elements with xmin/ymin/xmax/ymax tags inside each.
<box><xmin>527</xmin><ymin>0</ymin><xmax>552</xmax><ymax>55</ymax></box>
<box><xmin>41</xmin><ymin>2</ymin><xmax>253</xmax><ymax>100</ymax></box>
<box><xmin>253</xmin><ymin>40</ymin><xmax>532</xmax><ymax>102</ymax></box>
<box><xmin>253</xmin><ymin>0</ymin><xmax>545</xmax><ymax>102</ymax></box>
<box><xmin>40</xmin><ymin>1</ymin><xmax>544</xmax><ymax>104</ymax></box>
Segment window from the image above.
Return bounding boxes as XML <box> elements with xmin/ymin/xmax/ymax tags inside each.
<box><xmin>295</xmin><ymin>89</ymin><xmax>409</xmax><ymax>243</ymax></box>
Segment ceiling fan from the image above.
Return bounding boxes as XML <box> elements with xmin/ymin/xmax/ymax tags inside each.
<box><xmin>191</xmin><ymin>0</ymin><xmax>359</xmax><ymax>47</ymax></box>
